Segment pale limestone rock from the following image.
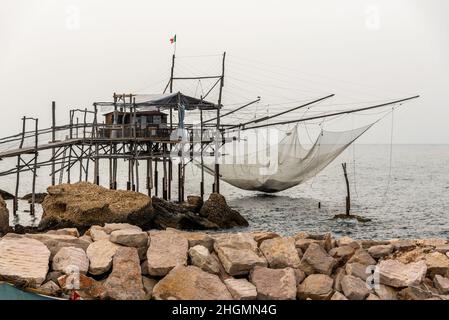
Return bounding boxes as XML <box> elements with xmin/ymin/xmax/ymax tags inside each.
<box><xmin>374</xmin><ymin>284</ymin><xmax>398</xmax><ymax>300</ymax></box>
<box><xmin>104</xmin><ymin>247</ymin><xmax>146</xmax><ymax>300</ymax></box>
<box><xmin>0</xmin><ymin>236</ymin><xmax>50</xmax><ymax>287</ymax></box>
<box><xmin>389</xmin><ymin>239</ymin><xmax>416</xmax><ymax>252</ymax></box>
<box><xmin>166</xmin><ymin>228</ymin><xmax>214</xmax><ymax>251</ymax></box>
<box><xmin>86</xmin><ymin>239</ymin><xmax>120</xmax><ymax>275</ymax></box>
<box><xmin>110</xmin><ymin>229</ymin><xmax>148</xmax><ymax>248</ymax></box>
<box><xmin>378</xmin><ymin>259</ymin><xmax>427</xmax><ymax>288</ymax></box>
<box><xmin>331</xmin><ymin>291</ymin><xmax>348</xmax><ymax>300</ymax></box>
<box><xmin>251</xmin><ymin>231</ymin><xmax>280</xmax><ymax>246</ymax></box>
<box><xmin>433</xmin><ymin>275</ymin><xmax>449</xmax><ymax>294</ymax></box>
<box><xmin>52</xmin><ymin>247</ymin><xmax>89</xmax><ymax>274</ymax></box>
<box><xmin>224</xmin><ymin>278</ymin><xmax>257</xmax><ymax>300</ymax></box>
<box><xmin>424</xmin><ymin>252</ymin><xmax>449</xmax><ymax>277</ymax></box>
<box><xmin>299</xmin><ymin>243</ymin><xmax>336</xmax><ymax>275</ymax></box>
<box><xmin>79</xmin><ymin>235</ymin><xmax>93</xmax><ymax>243</ymax></box>
<box><xmin>341</xmin><ymin>275</ymin><xmax>370</xmax><ymax>300</ymax></box>
<box><xmin>24</xmin><ymin>233</ymin><xmax>90</xmax><ymax>259</ymax></box>
<box><xmin>294</xmin><ymin>238</ymin><xmax>321</xmax><ymax>252</ymax></box>
<box><xmin>153</xmin><ymin>265</ymin><xmax>232</xmax><ymax>300</ymax></box>
<box><xmin>333</xmin><ymin>267</ymin><xmax>345</xmax><ymax>292</ymax></box>
<box><xmin>345</xmin><ymin>262</ymin><xmax>370</xmax><ymax>281</ymax></box>
<box><xmin>259</xmin><ymin>237</ymin><xmax>300</xmax><ymax>269</ymax></box>
<box><xmin>417</xmin><ymin>238</ymin><xmax>448</xmax><ymax>247</ymax></box>
<box><xmin>368</xmin><ymin>244</ymin><xmax>393</xmax><ymax>259</ymax></box>
<box><xmin>329</xmin><ymin>245</ymin><xmax>356</xmax><ymax>266</ymax></box>
<box><xmin>337</xmin><ymin>236</ymin><xmax>360</xmax><ymax>249</ymax></box>
<box><xmin>348</xmin><ymin>248</ymin><xmax>376</xmax><ymax>266</ymax></box>
<box><xmin>147</xmin><ymin>230</ymin><xmax>188</xmax><ymax>276</ymax></box>
<box><xmin>38</xmin><ymin>281</ymin><xmax>61</xmax><ymax>296</ymax></box>
<box><xmin>294</xmin><ymin>268</ymin><xmax>306</xmax><ymax>285</ymax></box>
<box><xmin>188</xmin><ymin>245</ymin><xmax>220</xmax><ymax>274</ymax></box>
<box><xmin>435</xmin><ymin>245</ymin><xmax>449</xmax><ymax>254</ymax></box>
<box><xmin>88</xmin><ymin>226</ymin><xmax>110</xmax><ymax>241</ymax></box>
<box><xmin>214</xmin><ymin>233</ymin><xmax>267</xmax><ymax>276</ymax></box>
<box><xmin>250</xmin><ymin>266</ymin><xmax>296</xmax><ymax>300</ymax></box>
<box><xmin>297</xmin><ymin>274</ymin><xmax>334</xmax><ymax>300</ymax></box>
<box><xmin>366</xmin><ymin>293</ymin><xmax>380</xmax><ymax>300</ymax></box>
<box><xmin>47</xmin><ymin>228</ymin><xmax>79</xmax><ymax>237</ymax></box>
<box><xmin>104</xmin><ymin>223</ymin><xmax>142</xmax><ymax>234</ymax></box>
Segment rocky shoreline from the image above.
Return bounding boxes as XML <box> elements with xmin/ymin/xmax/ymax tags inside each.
<box><xmin>0</xmin><ymin>184</ymin><xmax>449</xmax><ymax>300</ymax></box>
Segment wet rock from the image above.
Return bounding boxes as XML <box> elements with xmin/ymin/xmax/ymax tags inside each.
<box><xmin>24</xmin><ymin>233</ymin><xmax>91</xmax><ymax>259</ymax></box>
<box><xmin>153</xmin><ymin>265</ymin><xmax>232</xmax><ymax>300</ymax></box>
<box><xmin>374</xmin><ymin>284</ymin><xmax>398</xmax><ymax>300</ymax></box>
<box><xmin>147</xmin><ymin>231</ymin><xmax>188</xmax><ymax>276</ymax></box>
<box><xmin>104</xmin><ymin>247</ymin><xmax>146</xmax><ymax>300</ymax></box>
<box><xmin>152</xmin><ymin>197</ymin><xmax>219</xmax><ymax>230</ymax></box>
<box><xmin>58</xmin><ymin>273</ymin><xmax>106</xmax><ymax>299</ymax></box>
<box><xmin>330</xmin><ymin>291</ymin><xmax>348</xmax><ymax>300</ymax></box>
<box><xmin>433</xmin><ymin>275</ymin><xmax>449</xmax><ymax>294</ymax></box>
<box><xmin>142</xmin><ymin>276</ymin><xmax>158</xmax><ymax>300</ymax></box>
<box><xmin>224</xmin><ymin>278</ymin><xmax>257</xmax><ymax>300</ymax></box>
<box><xmin>378</xmin><ymin>259</ymin><xmax>427</xmax><ymax>288</ymax></box>
<box><xmin>250</xmin><ymin>266</ymin><xmax>297</xmax><ymax>300</ymax></box>
<box><xmin>39</xmin><ymin>182</ymin><xmax>154</xmax><ymax>232</ymax></box>
<box><xmin>0</xmin><ymin>196</ymin><xmax>9</xmax><ymax>235</ymax></box>
<box><xmin>251</xmin><ymin>231</ymin><xmax>280</xmax><ymax>246</ymax></box>
<box><xmin>368</xmin><ymin>244</ymin><xmax>393</xmax><ymax>259</ymax></box>
<box><xmin>0</xmin><ymin>189</ymin><xmax>14</xmax><ymax>200</ymax></box>
<box><xmin>21</xmin><ymin>192</ymin><xmax>48</xmax><ymax>204</ymax></box>
<box><xmin>104</xmin><ymin>223</ymin><xmax>142</xmax><ymax>234</ymax></box>
<box><xmin>345</xmin><ymin>262</ymin><xmax>370</xmax><ymax>281</ymax></box>
<box><xmin>341</xmin><ymin>275</ymin><xmax>370</xmax><ymax>300</ymax></box>
<box><xmin>86</xmin><ymin>239</ymin><xmax>120</xmax><ymax>275</ymax></box>
<box><xmin>348</xmin><ymin>248</ymin><xmax>376</xmax><ymax>266</ymax></box>
<box><xmin>214</xmin><ymin>233</ymin><xmax>267</xmax><ymax>276</ymax></box>
<box><xmin>424</xmin><ymin>252</ymin><xmax>449</xmax><ymax>277</ymax></box>
<box><xmin>259</xmin><ymin>237</ymin><xmax>301</xmax><ymax>269</ymax></box>
<box><xmin>38</xmin><ymin>281</ymin><xmax>61</xmax><ymax>296</ymax></box>
<box><xmin>299</xmin><ymin>243</ymin><xmax>336</xmax><ymax>275</ymax></box>
<box><xmin>185</xmin><ymin>195</ymin><xmax>203</xmax><ymax>213</ymax></box>
<box><xmin>166</xmin><ymin>228</ymin><xmax>214</xmax><ymax>251</ymax></box>
<box><xmin>297</xmin><ymin>274</ymin><xmax>334</xmax><ymax>300</ymax></box>
<box><xmin>0</xmin><ymin>236</ymin><xmax>50</xmax><ymax>287</ymax></box>
<box><xmin>52</xmin><ymin>247</ymin><xmax>89</xmax><ymax>274</ymax></box>
<box><xmin>188</xmin><ymin>245</ymin><xmax>220</xmax><ymax>274</ymax></box>
<box><xmin>47</xmin><ymin>228</ymin><xmax>79</xmax><ymax>237</ymax></box>
<box><xmin>199</xmin><ymin>193</ymin><xmax>248</xmax><ymax>228</ymax></box>
<box><xmin>110</xmin><ymin>229</ymin><xmax>148</xmax><ymax>248</ymax></box>
<box><xmin>87</xmin><ymin>225</ymin><xmax>110</xmax><ymax>241</ymax></box>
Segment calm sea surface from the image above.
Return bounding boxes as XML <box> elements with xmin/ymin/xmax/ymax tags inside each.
<box><xmin>1</xmin><ymin>144</ymin><xmax>448</xmax><ymax>240</ymax></box>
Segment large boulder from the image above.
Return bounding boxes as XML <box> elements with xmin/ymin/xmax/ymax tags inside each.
<box><xmin>249</xmin><ymin>266</ymin><xmax>297</xmax><ymax>300</ymax></box>
<box><xmin>340</xmin><ymin>275</ymin><xmax>370</xmax><ymax>300</ymax></box>
<box><xmin>39</xmin><ymin>182</ymin><xmax>154</xmax><ymax>232</ymax></box>
<box><xmin>153</xmin><ymin>265</ymin><xmax>233</xmax><ymax>300</ymax></box>
<box><xmin>0</xmin><ymin>196</ymin><xmax>9</xmax><ymax>235</ymax></box>
<box><xmin>368</xmin><ymin>244</ymin><xmax>393</xmax><ymax>259</ymax></box>
<box><xmin>348</xmin><ymin>248</ymin><xmax>376</xmax><ymax>266</ymax></box>
<box><xmin>86</xmin><ymin>239</ymin><xmax>120</xmax><ymax>275</ymax></box>
<box><xmin>424</xmin><ymin>252</ymin><xmax>449</xmax><ymax>277</ymax></box>
<box><xmin>104</xmin><ymin>247</ymin><xmax>146</xmax><ymax>300</ymax></box>
<box><xmin>0</xmin><ymin>236</ymin><xmax>50</xmax><ymax>287</ymax></box>
<box><xmin>297</xmin><ymin>274</ymin><xmax>334</xmax><ymax>300</ymax></box>
<box><xmin>199</xmin><ymin>193</ymin><xmax>248</xmax><ymax>228</ymax></box>
<box><xmin>259</xmin><ymin>237</ymin><xmax>301</xmax><ymax>269</ymax></box>
<box><xmin>214</xmin><ymin>233</ymin><xmax>267</xmax><ymax>276</ymax></box>
<box><xmin>147</xmin><ymin>231</ymin><xmax>188</xmax><ymax>276</ymax></box>
<box><xmin>110</xmin><ymin>229</ymin><xmax>148</xmax><ymax>248</ymax></box>
<box><xmin>47</xmin><ymin>228</ymin><xmax>79</xmax><ymax>237</ymax></box>
<box><xmin>374</xmin><ymin>284</ymin><xmax>398</xmax><ymax>300</ymax></box>
<box><xmin>224</xmin><ymin>278</ymin><xmax>257</xmax><ymax>300</ymax></box>
<box><xmin>166</xmin><ymin>228</ymin><xmax>214</xmax><ymax>251</ymax></box>
<box><xmin>24</xmin><ymin>233</ymin><xmax>90</xmax><ymax>259</ymax></box>
<box><xmin>87</xmin><ymin>225</ymin><xmax>110</xmax><ymax>241</ymax></box>
<box><xmin>299</xmin><ymin>243</ymin><xmax>336</xmax><ymax>275</ymax></box>
<box><xmin>188</xmin><ymin>245</ymin><xmax>221</xmax><ymax>274</ymax></box>
<box><xmin>378</xmin><ymin>259</ymin><xmax>427</xmax><ymax>288</ymax></box>
<box><xmin>52</xmin><ymin>247</ymin><xmax>89</xmax><ymax>274</ymax></box>
<box><xmin>151</xmin><ymin>197</ymin><xmax>219</xmax><ymax>230</ymax></box>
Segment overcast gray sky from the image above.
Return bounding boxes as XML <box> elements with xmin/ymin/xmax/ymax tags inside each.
<box><xmin>1</xmin><ymin>0</ymin><xmax>448</xmax><ymax>143</ymax></box>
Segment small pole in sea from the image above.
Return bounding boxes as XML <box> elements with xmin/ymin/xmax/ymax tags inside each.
<box><xmin>51</xmin><ymin>101</ymin><xmax>56</xmax><ymax>186</ymax></box>
<box><xmin>342</xmin><ymin>162</ymin><xmax>351</xmax><ymax>216</ymax></box>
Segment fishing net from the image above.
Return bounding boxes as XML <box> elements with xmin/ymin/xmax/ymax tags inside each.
<box><xmin>200</xmin><ymin>123</ymin><xmax>373</xmax><ymax>193</ymax></box>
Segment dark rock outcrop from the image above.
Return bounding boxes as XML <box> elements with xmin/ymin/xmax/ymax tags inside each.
<box><xmin>0</xmin><ymin>196</ymin><xmax>10</xmax><ymax>235</ymax></box>
<box><xmin>0</xmin><ymin>189</ymin><xmax>14</xmax><ymax>200</ymax></box>
<box><xmin>38</xmin><ymin>182</ymin><xmax>154</xmax><ymax>233</ymax></box>
<box><xmin>199</xmin><ymin>193</ymin><xmax>248</xmax><ymax>228</ymax></box>
<box><xmin>151</xmin><ymin>197</ymin><xmax>218</xmax><ymax>230</ymax></box>
<box><xmin>21</xmin><ymin>193</ymin><xmax>48</xmax><ymax>204</ymax></box>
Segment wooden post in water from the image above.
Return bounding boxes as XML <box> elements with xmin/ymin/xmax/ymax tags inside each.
<box><xmin>30</xmin><ymin>118</ymin><xmax>39</xmax><ymax>216</ymax></box>
<box><xmin>342</xmin><ymin>162</ymin><xmax>351</xmax><ymax>215</ymax></box>
<box><xmin>154</xmin><ymin>159</ymin><xmax>159</xmax><ymax>197</ymax></box>
<box><xmin>51</xmin><ymin>101</ymin><xmax>56</xmax><ymax>186</ymax></box>
<box><xmin>13</xmin><ymin>116</ymin><xmax>27</xmax><ymax>216</ymax></box>
<box><xmin>214</xmin><ymin>52</ymin><xmax>226</xmax><ymax>194</ymax></box>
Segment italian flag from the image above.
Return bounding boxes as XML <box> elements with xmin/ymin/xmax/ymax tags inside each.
<box><xmin>170</xmin><ymin>35</ymin><xmax>177</xmax><ymax>44</ymax></box>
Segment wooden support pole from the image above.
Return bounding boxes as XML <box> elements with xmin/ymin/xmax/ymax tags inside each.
<box><xmin>342</xmin><ymin>163</ymin><xmax>351</xmax><ymax>215</ymax></box>
<box><xmin>30</xmin><ymin>118</ymin><xmax>39</xmax><ymax>216</ymax></box>
<box><xmin>154</xmin><ymin>159</ymin><xmax>159</xmax><ymax>197</ymax></box>
<box><xmin>200</xmin><ymin>107</ymin><xmax>205</xmax><ymax>199</ymax></box>
<box><xmin>13</xmin><ymin>116</ymin><xmax>27</xmax><ymax>215</ymax></box>
<box><xmin>51</xmin><ymin>101</ymin><xmax>56</xmax><ymax>186</ymax></box>
<box><xmin>214</xmin><ymin>51</ymin><xmax>226</xmax><ymax>194</ymax></box>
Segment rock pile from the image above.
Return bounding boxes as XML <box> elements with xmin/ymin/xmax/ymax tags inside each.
<box><xmin>0</xmin><ymin>226</ymin><xmax>449</xmax><ymax>300</ymax></box>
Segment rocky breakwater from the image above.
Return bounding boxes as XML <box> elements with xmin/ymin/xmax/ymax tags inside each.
<box><xmin>1</xmin><ymin>226</ymin><xmax>449</xmax><ymax>300</ymax></box>
<box><xmin>0</xmin><ymin>195</ymin><xmax>10</xmax><ymax>235</ymax></box>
